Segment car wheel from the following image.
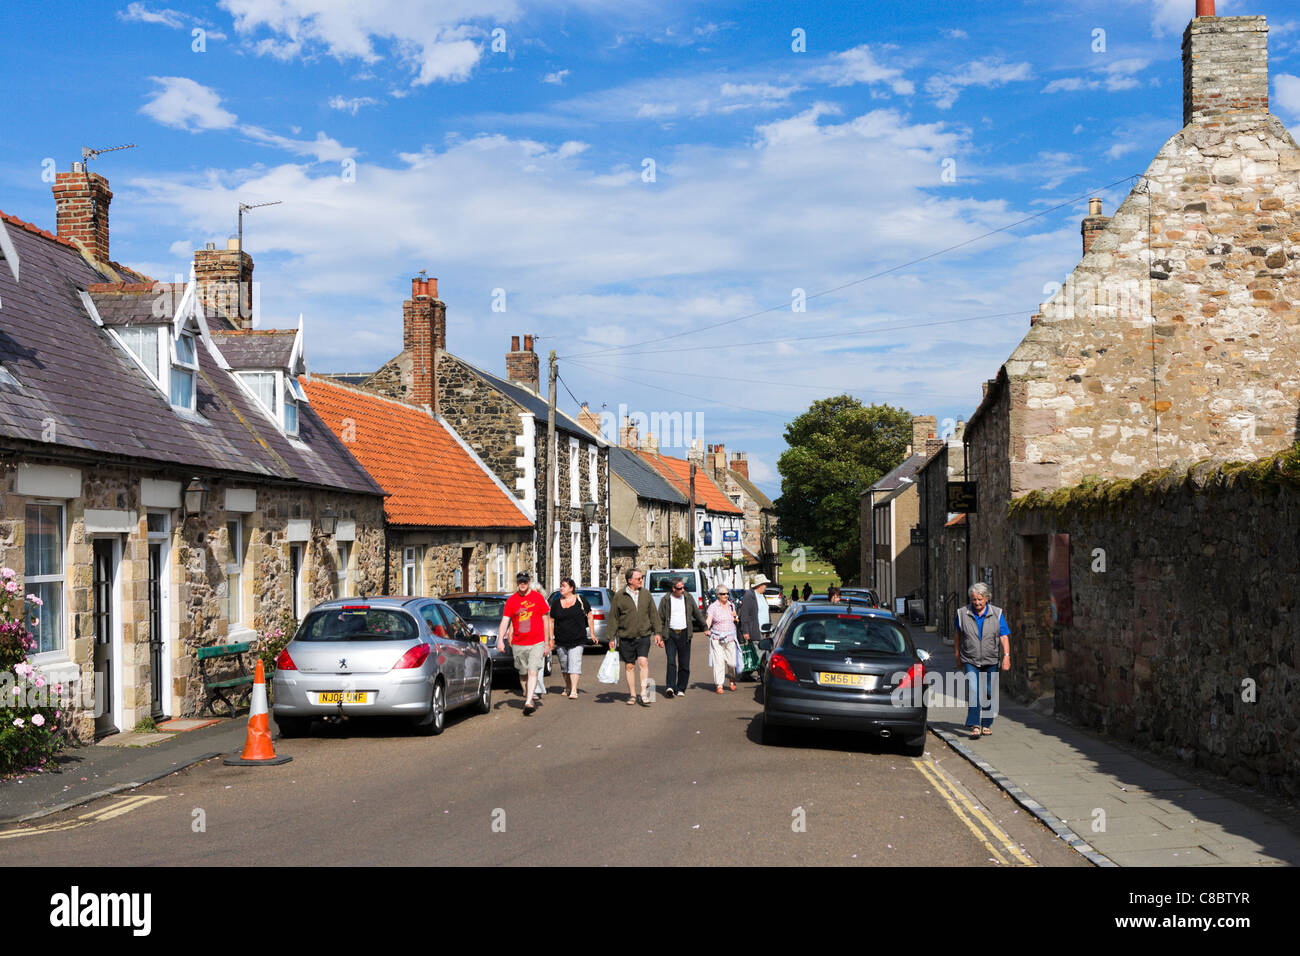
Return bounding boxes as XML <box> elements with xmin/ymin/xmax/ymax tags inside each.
<box><xmin>412</xmin><ymin>680</ymin><xmax>446</xmax><ymax>736</ymax></box>
<box><xmin>275</xmin><ymin>715</ymin><xmax>311</xmax><ymax>738</ymax></box>
<box><xmin>759</xmin><ymin>713</ymin><xmax>787</xmax><ymax>746</ymax></box>
<box><xmin>474</xmin><ymin>672</ymin><xmax>492</xmax><ymax>714</ymax></box>
<box><xmin>900</xmin><ymin>720</ymin><xmax>927</xmax><ymax>757</ymax></box>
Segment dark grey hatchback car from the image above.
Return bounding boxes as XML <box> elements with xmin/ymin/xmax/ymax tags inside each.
<box><xmin>759</xmin><ymin>604</ymin><xmax>928</xmax><ymax>755</ymax></box>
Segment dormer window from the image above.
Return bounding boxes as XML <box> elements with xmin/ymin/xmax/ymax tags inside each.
<box><xmin>170</xmin><ymin>332</ymin><xmax>198</xmax><ymax>410</ymax></box>
<box><xmin>118</xmin><ymin>327</ymin><xmax>162</xmax><ymax>382</ymax></box>
<box><xmin>237</xmin><ymin>369</ymin><xmax>305</xmax><ymax>436</ymax></box>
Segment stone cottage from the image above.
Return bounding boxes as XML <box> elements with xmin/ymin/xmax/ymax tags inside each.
<box><xmin>702</xmin><ymin>443</ymin><xmax>780</xmax><ymax>583</ymax></box>
<box><xmin>608</xmin><ymin>443</ymin><xmax>690</xmax><ymax>575</ymax></box>
<box><xmin>303</xmin><ymin>377</ymin><xmax>534</xmax><ymax>595</ymax></box>
<box><xmin>344</xmin><ymin>281</ymin><xmax>610</xmax><ymax>589</ymax></box>
<box><xmin>0</xmin><ymin>169</ymin><xmax>386</xmax><ymax>740</ymax></box>
<box><xmin>963</xmin><ymin>3</ymin><xmax>1300</xmax><ymax>700</ymax></box>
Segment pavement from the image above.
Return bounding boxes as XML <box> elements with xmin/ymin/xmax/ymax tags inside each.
<box><xmin>908</xmin><ymin>625</ymin><xmax>1300</xmax><ymax>867</ymax></box>
<box><xmin>0</xmin><ymin>718</ymin><xmax>247</xmax><ymax>825</ymax></box>
<box><xmin>3</xmin><ymin>630</ymin><xmax>1299</xmax><ymax>866</ymax></box>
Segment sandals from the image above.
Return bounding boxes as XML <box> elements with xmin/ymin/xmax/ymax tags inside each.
<box><xmin>627</xmin><ymin>695</ymin><xmax>638</xmax><ymax>705</ymax></box>
<box><xmin>981</xmin><ymin>727</ymin><xmax>993</xmax><ymax>736</ymax></box>
<box><xmin>716</xmin><ymin>687</ymin><xmax>725</xmax><ymax>694</ymax></box>
<box><xmin>729</xmin><ymin>681</ymin><xmax>736</xmax><ymax>691</ymax></box>
<box><xmin>967</xmin><ymin>726</ymin><xmax>981</xmax><ymax>739</ymax></box>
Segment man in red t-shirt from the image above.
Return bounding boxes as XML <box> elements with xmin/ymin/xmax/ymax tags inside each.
<box><xmin>498</xmin><ymin>571</ymin><xmax>553</xmax><ymax>715</ymax></box>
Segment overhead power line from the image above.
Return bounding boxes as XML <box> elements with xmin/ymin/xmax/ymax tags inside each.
<box><xmin>560</xmin><ymin>174</ymin><xmax>1139</xmax><ymax>361</ymax></box>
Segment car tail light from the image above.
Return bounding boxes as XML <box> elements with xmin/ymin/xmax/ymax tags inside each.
<box><xmin>769</xmin><ymin>653</ymin><xmax>797</xmax><ymax>682</ymax></box>
<box><xmin>393</xmin><ymin>643</ymin><xmax>432</xmax><ymax>670</ymax></box>
<box><xmin>592</xmin><ymin>612</ymin><xmax>605</xmax><ymax>621</ymax></box>
<box><xmin>898</xmin><ymin>662</ymin><xmax>924</xmax><ymax>689</ymax></box>
<box><xmin>698</xmin><ymin>597</ymin><xmax>705</xmax><ymax>609</ymax></box>
<box><xmin>274</xmin><ymin>649</ymin><xmax>297</xmax><ymax>671</ymax></box>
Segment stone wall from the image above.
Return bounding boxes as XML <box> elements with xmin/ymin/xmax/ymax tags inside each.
<box><xmin>437</xmin><ymin>353</ymin><xmax>529</xmax><ymax>502</ymax></box>
<box><xmin>0</xmin><ymin>455</ymin><xmax>385</xmax><ymax>736</ymax></box>
<box><xmin>1011</xmin><ymin>451</ymin><xmax>1300</xmax><ymax>796</ymax></box>
<box><xmin>387</xmin><ymin>529</ymin><xmax>533</xmax><ymax>596</ymax></box>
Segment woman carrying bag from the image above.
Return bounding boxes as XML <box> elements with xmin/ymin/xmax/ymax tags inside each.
<box><xmin>549</xmin><ymin>578</ymin><xmax>595</xmax><ymax>699</ymax></box>
<box><xmin>705</xmin><ymin>585</ymin><xmax>741</xmax><ymax>694</ymax></box>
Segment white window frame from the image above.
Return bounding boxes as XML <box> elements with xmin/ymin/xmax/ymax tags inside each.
<box><xmin>403</xmin><ymin>546</ymin><xmax>422</xmax><ymax>596</ymax></box>
<box><xmin>25</xmin><ymin>502</ymin><xmax>66</xmax><ymax>660</ymax></box>
<box><xmin>226</xmin><ymin>517</ymin><xmax>243</xmax><ymax>627</ymax></box>
<box><xmin>588</xmin><ymin>526</ymin><xmax>600</xmax><ymax>587</ymax></box>
<box><xmin>568</xmin><ymin>437</ymin><xmax>580</xmax><ymax>509</ymax></box>
<box><xmin>494</xmin><ymin>546</ymin><xmax>506</xmax><ymax>591</ymax></box>
<box><xmin>588</xmin><ymin>446</ymin><xmax>598</xmax><ymax>504</ymax></box>
<box><xmin>169</xmin><ymin>330</ymin><xmax>199</xmax><ymax>412</ymax></box>
<box><xmin>291</xmin><ymin>544</ymin><xmax>305</xmax><ymax>620</ymax></box>
<box><xmin>570</xmin><ymin>522</ymin><xmax>581</xmax><ymax>582</ymax></box>
<box><xmin>337</xmin><ymin>540</ymin><xmax>352</xmax><ymax>598</ymax></box>
<box><xmin>235</xmin><ymin>369</ymin><xmax>304</xmax><ymax>437</ymax></box>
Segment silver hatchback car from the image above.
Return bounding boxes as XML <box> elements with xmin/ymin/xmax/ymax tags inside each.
<box><xmin>272</xmin><ymin>597</ymin><xmax>492</xmax><ymax>737</ymax></box>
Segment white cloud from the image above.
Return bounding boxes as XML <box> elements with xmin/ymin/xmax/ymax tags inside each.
<box><xmin>543</xmin><ymin>69</ymin><xmax>570</xmax><ymax>85</ymax></box>
<box><xmin>329</xmin><ymin>95</ymin><xmax>381</xmax><ymax>114</ymax></box>
<box><xmin>821</xmin><ymin>45</ymin><xmax>915</xmax><ymax>96</ymax></box>
<box><xmin>217</xmin><ymin>0</ymin><xmax>531</xmax><ymax>85</ymax></box>
<box><xmin>241</xmin><ymin>126</ymin><xmax>358</xmax><ymax>162</ymax></box>
<box><xmin>1147</xmin><ymin>0</ymin><xmax>1242</xmax><ymax>37</ymax></box>
<box><xmin>118</xmin><ymin>2</ymin><xmax>185</xmax><ymax>27</ymax></box>
<box><xmin>141</xmin><ymin>76</ymin><xmax>238</xmax><ymax>131</ymax></box>
<box><xmin>946</xmin><ymin>29</ymin><xmax>968</xmax><ymax>40</ymax></box>
<box><xmin>1275</xmin><ymin>74</ymin><xmax>1300</xmax><ymax>119</ymax></box>
<box><xmin>926</xmin><ymin>58</ymin><xmax>1032</xmax><ymax>109</ymax></box>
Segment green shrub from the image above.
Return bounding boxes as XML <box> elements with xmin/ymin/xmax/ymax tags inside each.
<box><xmin>0</xmin><ymin>569</ymin><xmax>66</xmax><ymax>776</ymax></box>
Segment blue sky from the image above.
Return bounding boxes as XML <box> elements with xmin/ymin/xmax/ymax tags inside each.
<box><xmin>4</xmin><ymin>0</ymin><xmax>1300</xmax><ymax>497</ymax></box>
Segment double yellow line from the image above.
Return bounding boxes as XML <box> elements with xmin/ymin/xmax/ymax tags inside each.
<box><xmin>0</xmin><ymin>794</ymin><xmax>166</xmax><ymax>840</ymax></box>
<box><xmin>913</xmin><ymin>758</ymin><xmax>1035</xmax><ymax>866</ymax></box>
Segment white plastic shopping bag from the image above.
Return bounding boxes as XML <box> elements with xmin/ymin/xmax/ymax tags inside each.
<box><xmin>597</xmin><ymin>649</ymin><xmax>620</xmax><ymax>684</ymax></box>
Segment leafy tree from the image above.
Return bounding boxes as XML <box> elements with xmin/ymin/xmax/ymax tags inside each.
<box><xmin>671</xmin><ymin>535</ymin><xmax>694</xmax><ymax>569</ymax></box>
<box><xmin>776</xmin><ymin>397</ymin><xmax>913</xmax><ymax>583</ymax></box>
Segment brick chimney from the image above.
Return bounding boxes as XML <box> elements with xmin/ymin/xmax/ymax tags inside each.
<box><xmin>1183</xmin><ymin>6</ymin><xmax>1269</xmax><ymax>127</ymax></box>
<box><xmin>925</xmin><ymin>437</ymin><xmax>945</xmax><ymax>457</ymax></box>
<box><xmin>911</xmin><ymin>415</ymin><xmax>937</xmax><ymax>454</ymax></box>
<box><xmin>729</xmin><ymin>451</ymin><xmax>749</xmax><ymax>480</ymax></box>
<box><xmin>505</xmin><ymin>333</ymin><xmax>539</xmax><ymax>392</ymax></box>
<box><xmin>619</xmin><ymin>415</ymin><xmax>640</xmax><ymax>449</ymax></box>
<box><xmin>577</xmin><ymin>402</ymin><xmax>601</xmax><ymax>437</ymax></box>
<box><xmin>709</xmin><ymin>443</ymin><xmax>728</xmax><ymax>481</ymax></box>
<box><xmin>194</xmin><ymin>238</ymin><xmax>255</xmax><ymax>329</ymax></box>
<box><xmin>1081</xmin><ymin>198</ymin><xmax>1111</xmax><ymax>256</ymax></box>
<box><xmin>403</xmin><ymin>275</ymin><xmax>445</xmax><ymax>410</ymax></box>
<box><xmin>52</xmin><ymin>164</ymin><xmax>112</xmax><ymax>264</ymax></box>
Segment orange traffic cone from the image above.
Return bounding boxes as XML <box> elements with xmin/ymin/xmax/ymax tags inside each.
<box><xmin>223</xmin><ymin>660</ymin><xmax>292</xmax><ymax>766</ymax></box>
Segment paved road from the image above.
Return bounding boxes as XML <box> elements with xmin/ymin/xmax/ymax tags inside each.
<box><xmin>0</xmin><ymin>636</ymin><xmax>1087</xmax><ymax>867</ymax></box>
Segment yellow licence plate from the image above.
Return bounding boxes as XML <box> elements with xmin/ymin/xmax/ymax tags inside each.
<box><xmin>316</xmin><ymin>691</ymin><xmax>370</xmax><ymax>704</ymax></box>
<box><xmin>481</xmin><ymin>635</ymin><xmax>491</xmax><ymax>644</ymax></box>
<box><xmin>815</xmin><ymin>672</ymin><xmax>876</xmax><ymax>689</ymax></box>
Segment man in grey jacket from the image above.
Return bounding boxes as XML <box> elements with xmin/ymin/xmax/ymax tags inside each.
<box><xmin>954</xmin><ymin>581</ymin><xmax>1010</xmax><ymax>739</ymax></box>
<box><xmin>657</xmin><ymin>577</ymin><xmax>706</xmax><ymax>698</ymax></box>
<box><xmin>737</xmin><ymin>574</ymin><xmax>773</xmax><ymax>678</ymax></box>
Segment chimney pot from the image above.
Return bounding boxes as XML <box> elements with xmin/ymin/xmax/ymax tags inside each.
<box><xmin>524</xmin><ymin>334</ymin><xmax>534</xmax><ymax>352</ymax></box>
<box><xmin>1088</xmin><ymin>197</ymin><xmax>1103</xmax><ymax>216</ymax></box>
<box><xmin>205</xmin><ymin>241</ymin><xmax>216</xmax><ymax>251</ymax></box>
<box><xmin>1196</xmin><ymin>0</ymin><xmax>1215</xmax><ymax>17</ymax></box>
<box><xmin>226</xmin><ymin>237</ymin><xmax>240</xmax><ymax>251</ymax></box>
<box><xmin>511</xmin><ymin>335</ymin><xmax>520</xmax><ymax>351</ymax></box>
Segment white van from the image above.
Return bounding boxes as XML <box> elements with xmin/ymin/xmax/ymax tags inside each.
<box><xmin>645</xmin><ymin>568</ymin><xmax>708</xmax><ymax>622</ymax></box>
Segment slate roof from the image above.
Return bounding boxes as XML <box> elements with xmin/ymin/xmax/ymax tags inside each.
<box><xmin>866</xmin><ymin>454</ymin><xmax>928</xmax><ymax>494</ymax></box>
<box><xmin>635</xmin><ymin>451</ymin><xmax>743</xmax><ymax>515</ymax></box>
<box><xmin>0</xmin><ymin>213</ymin><xmax>384</xmax><ymax>497</ymax></box>
<box><xmin>874</xmin><ymin>480</ymin><xmax>916</xmax><ymax>508</ymax></box>
<box><xmin>210</xmin><ymin>330</ymin><xmax>299</xmax><ymax>371</ymax></box>
<box><xmin>86</xmin><ymin>283</ymin><xmax>186</xmax><ymax>326</ymax></box>
<box><xmin>458</xmin><ymin>360</ymin><xmax>604</xmax><ymax>444</ymax></box>
<box><xmin>728</xmin><ymin>468</ymin><xmax>774</xmax><ymax>510</ymax></box>
<box><xmin>304</xmin><ymin>377</ymin><xmax>533</xmax><ymax>529</ymax></box>
<box><xmin>609</xmin><ymin>446</ymin><xmax>687</xmax><ymax>505</ymax></box>
<box><xmin>609</xmin><ymin>528</ymin><xmax>638</xmax><ymax>551</ymax></box>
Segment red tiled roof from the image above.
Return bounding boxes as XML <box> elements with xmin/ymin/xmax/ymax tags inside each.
<box><xmin>304</xmin><ymin>378</ymin><xmax>533</xmax><ymax>529</ymax></box>
<box><xmin>944</xmin><ymin>514</ymin><xmax>967</xmax><ymax>528</ymax></box>
<box><xmin>635</xmin><ymin>451</ymin><xmax>743</xmax><ymax>514</ymax></box>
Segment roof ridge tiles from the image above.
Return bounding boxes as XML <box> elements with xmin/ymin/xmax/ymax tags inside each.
<box><xmin>0</xmin><ymin>210</ymin><xmax>79</xmax><ymax>251</ymax></box>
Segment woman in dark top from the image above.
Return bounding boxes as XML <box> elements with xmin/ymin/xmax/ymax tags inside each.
<box><xmin>549</xmin><ymin>578</ymin><xmax>596</xmax><ymax>699</ymax></box>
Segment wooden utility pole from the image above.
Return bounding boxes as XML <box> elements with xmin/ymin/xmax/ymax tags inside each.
<box><xmin>545</xmin><ymin>350</ymin><xmax>558</xmax><ymax>590</ymax></box>
<box><xmin>688</xmin><ymin>462</ymin><xmax>697</xmax><ymax>563</ymax></box>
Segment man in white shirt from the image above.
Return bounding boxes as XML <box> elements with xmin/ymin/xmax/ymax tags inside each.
<box><xmin>656</xmin><ymin>576</ymin><xmax>706</xmax><ymax>698</ymax></box>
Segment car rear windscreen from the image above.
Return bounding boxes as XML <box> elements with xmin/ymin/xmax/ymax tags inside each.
<box><xmin>647</xmin><ymin>572</ymin><xmax>697</xmax><ymax>592</ymax></box>
<box><xmin>446</xmin><ymin>598</ymin><xmax>507</xmax><ymax>620</ymax></box>
<box><xmin>297</xmin><ymin>607</ymin><xmax>420</xmax><ymax>642</ymax></box>
<box><xmin>788</xmin><ymin>615</ymin><xmax>907</xmax><ymax>655</ymax></box>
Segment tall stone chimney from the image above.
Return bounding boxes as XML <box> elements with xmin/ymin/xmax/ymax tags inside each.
<box><xmin>911</xmin><ymin>415</ymin><xmax>937</xmax><ymax>454</ymax></box>
<box><xmin>506</xmin><ymin>333</ymin><xmax>539</xmax><ymax>392</ymax></box>
<box><xmin>729</xmin><ymin>451</ymin><xmax>749</xmax><ymax>480</ymax></box>
<box><xmin>194</xmin><ymin>238</ymin><xmax>255</xmax><ymax>329</ymax></box>
<box><xmin>1183</xmin><ymin>6</ymin><xmax>1269</xmax><ymax>127</ymax></box>
<box><xmin>687</xmin><ymin>438</ymin><xmax>705</xmax><ymax>469</ymax></box>
<box><xmin>709</xmin><ymin>443</ymin><xmax>728</xmax><ymax>481</ymax></box>
<box><xmin>619</xmin><ymin>415</ymin><xmax>640</xmax><ymax>449</ymax></box>
<box><xmin>1081</xmin><ymin>198</ymin><xmax>1111</xmax><ymax>256</ymax></box>
<box><xmin>403</xmin><ymin>275</ymin><xmax>445</xmax><ymax>410</ymax></box>
<box><xmin>52</xmin><ymin>164</ymin><xmax>112</xmax><ymax>264</ymax></box>
<box><xmin>577</xmin><ymin>402</ymin><xmax>601</xmax><ymax>437</ymax></box>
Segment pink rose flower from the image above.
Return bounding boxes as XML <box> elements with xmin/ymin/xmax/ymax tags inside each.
<box><xmin>34</xmin><ymin>676</ymin><xmax>45</xmax><ymax>688</ymax></box>
<box><xmin>1</xmin><ymin>567</ymin><xmax>15</xmax><ymax>579</ymax></box>
<box><xmin>25</xmin><ymin>594</ymin><xmax>43</xmax><ymax>607</ymax></box>
<box><xmin>31</xmin><ymin>714</ymin><xmax>45</xmax><ymax>727</ymax></box>
<box><xmin>12</xmin><ymin>717</ymin><xmax>23</xmax><ymax>728</ymax></box>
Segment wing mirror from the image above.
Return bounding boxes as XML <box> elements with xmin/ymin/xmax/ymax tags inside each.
<box><xmin>916</xmin><ymin>648</ymin><xmax>932</xmax><ymax>662</ymax></box>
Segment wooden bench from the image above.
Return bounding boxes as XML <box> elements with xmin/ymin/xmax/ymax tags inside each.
<box><xmin>197</xmin><ymin>642</ymin><xmax>257</xmax><ymax>717</ymax></box>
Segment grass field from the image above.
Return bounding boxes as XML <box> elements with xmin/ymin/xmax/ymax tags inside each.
<box><xmin>776</xmin><ymin>543</ymin><xmax>841</xmax><ymax>597</ymax></box>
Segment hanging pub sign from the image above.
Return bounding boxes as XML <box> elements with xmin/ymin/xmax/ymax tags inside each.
<box><xmin>947</xmin><ymin>481</ymin><xmax>977</xmax><ymax>513</ymax></box>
